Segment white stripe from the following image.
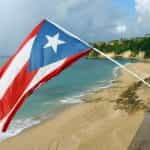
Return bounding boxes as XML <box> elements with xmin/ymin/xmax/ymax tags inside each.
<box><xmin>24</xmin><ymin>58</ymin><xmax>66</xmax><ymax>93</ymax></box>
<box><xmin>0</xmin><ymin>37</ymin><xmax>36</xmax><ymax>99</ymax></box>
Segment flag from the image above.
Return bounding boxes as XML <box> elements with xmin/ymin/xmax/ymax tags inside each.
<box><xmin>0</xmin><ymin>19</ymin><xmax>92</xmax><ymax>132</ymax></box>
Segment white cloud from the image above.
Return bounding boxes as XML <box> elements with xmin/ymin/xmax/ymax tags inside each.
<box><xmin>115</xmin><ymin>24</ymin><xmax>127</xmax><ymax>34</ymax></box>
<box><xmin>135</xmin><ymin>0</ymin><xmax>150</xmax><ymax>22</ymax></box>
<box><xmin>135</xmin><ymin>0</ymin><xmax>150</xmax><ymax>30</ymax></box>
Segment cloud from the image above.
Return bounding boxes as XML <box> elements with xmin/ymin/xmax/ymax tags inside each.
<box><xmin>0</xmin><ymin>0</ymin><xmax>137</xmax><ymax>55</ymax></box>
<box><xmin>135</xmin><ymin>0</ymin><xmax>150</xmax><ymax>33</ymax></box>
<box><xmin>114</xmin><ymin>24</ymin><xmax>127</xmax><ymax>34</ymax></box>
<box><xmin>135</xmin><ymin>0</ymin><xmax>150</xmax><ymax>22</ymax></box>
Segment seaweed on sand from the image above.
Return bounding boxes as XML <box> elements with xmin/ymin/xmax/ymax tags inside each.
<box><xmin>115</xmin><ymin>77</ymin><xmax>150</xmax><ymax>113</ymax></box>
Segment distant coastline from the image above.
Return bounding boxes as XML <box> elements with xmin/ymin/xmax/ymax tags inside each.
<box><xmin>88</xmin><ymin>36</ymin><xmax>150</xmax><ymax>60</ymax></box>
<box><xmin>87</xmin><ymin>50</ymin><xmax>150</xmax><ymax>60</ymax></box>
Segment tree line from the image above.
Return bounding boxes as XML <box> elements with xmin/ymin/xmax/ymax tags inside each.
<box><xmin>89</xmin><ymin>37</ymin><xmax>150</xmax><ymax>58</ymax></box>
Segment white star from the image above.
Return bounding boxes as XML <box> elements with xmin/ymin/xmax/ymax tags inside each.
<box><xmin>44</xmin><ymin>33</ymin><xmax>66</xmax><ymax>53</ymax></box>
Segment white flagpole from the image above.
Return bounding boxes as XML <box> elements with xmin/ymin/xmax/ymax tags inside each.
<box><xmin>92</xmin><ymin>48</ymin><xmax>150</xmax><ymax>87</ymax></box>
<box><xmin>47</xmin><ymin>19</ymin><xmax>150</xmax><ymax>87</ymax></box>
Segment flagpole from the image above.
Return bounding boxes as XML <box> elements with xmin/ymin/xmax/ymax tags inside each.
<box><xmin>92</xmin><ymin>48</ymin><xmax>150</xmax><ymax>87</ymax></box>
<box><xmin>48</xmin><ymin>19</ymin><xmax>150</xmax><ymax>87</ymax></box>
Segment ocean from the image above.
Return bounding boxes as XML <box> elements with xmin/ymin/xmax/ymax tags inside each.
<box><xmin>0</xmin><ymin>56</ymin><xmax>136</xmax><ymax>140</ymax></box>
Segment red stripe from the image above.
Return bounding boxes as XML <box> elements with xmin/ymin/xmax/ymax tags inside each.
<box><xmin>0</xmin><ymin>62</ymin><xmax>37</xmax><ymax>119</ymax></box>
<box><xmin>2</xmin><ymin>49</ymin><xmax>91</xmax><ymax>132</ymax></box>
<box><xmin>0</xmin><ymin>20</ymin><xmax>45</xmax><ymax>78</ymax></box>
<box><xmin>0</xmin><ymin>20</ymin><xmax>45</xmax><ymax>121</ymax></box>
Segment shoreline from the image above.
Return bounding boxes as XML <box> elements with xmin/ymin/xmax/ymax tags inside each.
<box><xmin>0</xmin><ymin>61</ymin><xmax>150</xmax><ymax>150</ymax></box>
<box><xmin>0</xmin><ymin>60</ymin><xmax>122</xmax><ymax>141</ymax></box>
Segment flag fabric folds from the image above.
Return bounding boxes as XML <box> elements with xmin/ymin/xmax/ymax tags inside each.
<box><xmin>0</xmin><ymin>19</ymin><xmax>91</xmax><ymax>132</ymax></box>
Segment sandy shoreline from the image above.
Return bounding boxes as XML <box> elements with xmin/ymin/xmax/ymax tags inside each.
<box><xmin>0</xmin><ymin>62</ymin><xmax>150</xmax><ymax>150</ymax></box>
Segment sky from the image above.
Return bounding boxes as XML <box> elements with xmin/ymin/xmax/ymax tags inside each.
<box><xmin>0</xmin><ymin>0</ymin><xmax>150</xmax><ymax>55</ymax></box>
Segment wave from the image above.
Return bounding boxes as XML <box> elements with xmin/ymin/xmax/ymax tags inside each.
<box><xmin>60</xmin><ymin>95</ymin><xmax>84</xmax><ymax>104</ymax></box>
<box><xmin>60</xmin><ymin>65</ymin><xmax>122</xmax><ymax>104</ymax></box>
<box><xmin>59</xmin><ymin>84</ymin><xmax>112</xmax><ymax>104</ymax></box>
<box><xmin>0</xmin><ymin>118</ymin><xmax>40</xmax><ymax>142</ymax></box>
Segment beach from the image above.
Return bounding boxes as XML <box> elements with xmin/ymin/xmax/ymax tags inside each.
<box><xmin>0</xmin><ymin>62</ymin><xmax>150</xmax><ymax>150</ymax></box>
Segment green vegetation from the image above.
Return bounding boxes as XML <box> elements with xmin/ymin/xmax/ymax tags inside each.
<box><xmin>115</xmin><ymin>77</ymin><xmax>150</xmax><ymax>113</ymax></box>
<box><xmin>88</xmin><ymin>36</ymin><xmax>150</xmax><ymax>58</ymax></box>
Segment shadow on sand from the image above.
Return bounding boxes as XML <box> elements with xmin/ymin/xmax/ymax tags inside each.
<box><xmin>128</xmin><ymin>113</ymin><xmax>150</xmax><ymax>150</ymax></box>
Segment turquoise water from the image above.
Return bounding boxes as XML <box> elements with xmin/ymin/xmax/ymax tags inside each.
<box><xmin>0</xmin><ymin>56</ymin><xmax>136</xmax><ymax>139</ymax></box>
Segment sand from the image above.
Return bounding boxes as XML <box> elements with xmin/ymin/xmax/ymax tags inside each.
<box><xmin>0</xmin><ymin>62</ymin><xmax>150</xmax><ymax>150</ymax></box>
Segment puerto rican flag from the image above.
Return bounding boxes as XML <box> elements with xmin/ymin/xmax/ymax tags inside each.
<box><xmin>0</xmin><ymin>19</ymin><xmax>92</xmax><ymax>132</ymax></box>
